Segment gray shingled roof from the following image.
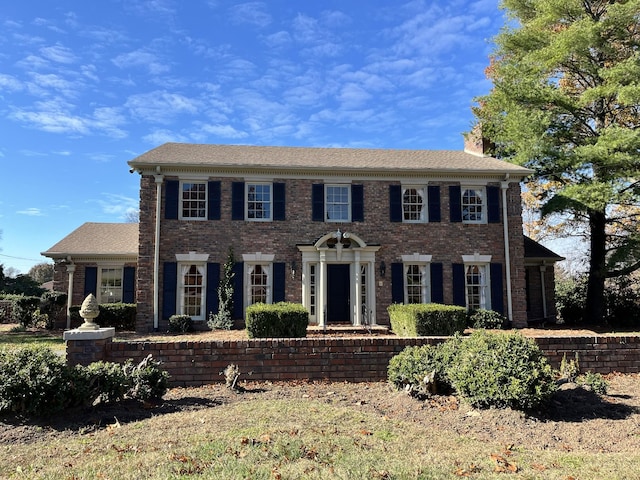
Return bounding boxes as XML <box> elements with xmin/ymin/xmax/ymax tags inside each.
<box><xmin>41</xmin><ymin>223</ymin><xmax>138</xmax><ymax>259</ymax></box>
<box><xmin>129</xmin><ymin>143</ymin><xmax>533</xmax><ymax>176</ymax></box>
<box><xmin>523</xmin><ymin>236</ymin><xmax>565</xmax><ymax>261</ymax></box>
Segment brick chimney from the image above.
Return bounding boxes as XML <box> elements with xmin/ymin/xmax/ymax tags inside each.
<box><xmin>463</xmin><ymin>124</ymin><xmax>493</xmax><ymax>157</ymax></box>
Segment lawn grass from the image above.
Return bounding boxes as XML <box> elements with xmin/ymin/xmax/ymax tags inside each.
<box><xmin>0</xmin><ymin>323</ymin><xmax>64</xmax><ymax>352</ymax></box>
<box><xmin>3</xmin><ymin>398</ymin><xmax>639</xmax><ymax>479</ymax></box>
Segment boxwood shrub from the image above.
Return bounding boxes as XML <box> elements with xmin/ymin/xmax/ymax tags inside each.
<box><xmin>70</xmin><ymin>303</ymin><xmax>137</xmax><ymax>330</ymax></box>
<box><xmin>387</xmin><ymin>343</ymin><xmax>452</xmax><ymax>396</ymax></box>
<box><xmin>388</xmin><ymin>303</ymin><xmax>467</xmax><ymax>336</ymax></box>
<box><xmin>468</xmin><ymin>309</ymin><xmax>508</xmax><ymax>329</ymax></box>
<box><xmin>446</xmin><ymin>331</ymin><xmax>557</xmax><ymax>410</ymax></box>
<box><xmin>246</xmin><ymin>302</ymin><xmax>308</xmax><ymax>338</ymax></box>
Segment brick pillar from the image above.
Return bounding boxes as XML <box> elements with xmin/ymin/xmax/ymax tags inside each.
<box><xmin>64</xmin><ymin>328</ymin><xmax>115</xmax><ymax>367</ymax></box>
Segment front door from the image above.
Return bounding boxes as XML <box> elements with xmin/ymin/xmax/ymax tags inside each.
<box><xmin>327</xmin><ymin>264</ymin><xmax>350</xmax><ymax>323</ymax></box>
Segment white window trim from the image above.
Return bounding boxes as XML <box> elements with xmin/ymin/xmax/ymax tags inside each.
<box><xmin>461</xmin><ymin>254</ymin><xmax>492</xmax><ymax>311</ymax></box>
<box><xmin>460</xmin><ymin>186</ymin><xmax>486</xmax><ymax>224</ymax></box>
<box><xmin>242</xmin><ymin>253</ymin><xmax>275</xmax><ymax>309</ymax></box>
<box><xmin>246</xmin><ymin>181</ymin><xmax>273</xmax><ymax>222</ymax></box>
<box><xmin>178</xmin><ymin>180</ymin><xmax>208</xmax><ymax>221</ymax></box>
<box><xmin>325</xmin><ymin>184</ymin><xmax>351</xmax><ymax>223</ymax></box>
<box><xmin>97</xmin><ymin>266</ymin><xmax>124</xmax><ymax>304</ymax></box>
<box><xmin>401</xmin><ymin>185</ymin><xmax>427</xmax><ymax>223</ymax></box>
<box><xmin>401</xmin><ymin>254</ymin><xmax>432</xmax><ymax>304</ymax></box>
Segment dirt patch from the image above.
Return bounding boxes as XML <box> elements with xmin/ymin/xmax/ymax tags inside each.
<box><xmin>1</xmin><ymin>373</ymin><xmax>639</xmax><ymax>454</ymax></box>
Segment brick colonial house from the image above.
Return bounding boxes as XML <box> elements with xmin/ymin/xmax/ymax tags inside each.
<box><xmin>43</xmin><ymin>142</ymin><xmax>563</xmax><ymax>332</ymax></box>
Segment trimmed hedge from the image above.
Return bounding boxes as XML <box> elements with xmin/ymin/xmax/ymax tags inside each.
<box><xmin>70</xmin><ymin>303</ymin><xmax>136</xmax><ymax>330</ymax></box>
<box><xmin>246</xmin><ymin>302</ymin><xmax>309</xmax><ymax>338</ymax></box>
<box><xmin>468</xmin><ymin>309</ymin><xmax>508</xmax><ymax>329</ymax></box>
<box><xmin>168</xmin><ymin>314</ymin><xmax>193</xmax><ymax>333</ymax></box>
<box><xmin>388</xmin><ymin>303</ymin><xmax>467</xmax><ymax>336</ymax></box>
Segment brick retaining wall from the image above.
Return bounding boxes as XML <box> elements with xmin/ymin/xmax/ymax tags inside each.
<box><xmin>62</xmin><ymin>335</ymin><xmax>640</xmax><ymax>387</ymax></box>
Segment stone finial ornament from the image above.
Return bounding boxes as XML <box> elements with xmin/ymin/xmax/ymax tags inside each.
<box><xmin>78</xmin><ymin>293</ymin><xmax>100</xmax><ymax>330</ymax></box>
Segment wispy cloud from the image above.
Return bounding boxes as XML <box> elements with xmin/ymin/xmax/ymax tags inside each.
<box><xmin>125</xmin><ymin>91</ymin><xmax>199</xmax><ymax>124</ymax></box>
<box><xmin>17</xmin><ymin>208</ymin><xmax>44</xmax><ymax>216</ymax></box>
<box><xmin>229</xmin><ymin>2</ymin><xmax>272</xmax><ymax>28</ymax></box>
<box><xmin>97</xmin><ymin>193</ymin><xmax>139</xmax><ymax>218</ymax></box>
<box><xmin>39</xmin><ymin>44</ymin><xmax>77</xmax><ymax>64</ymax></box>
<box><xmin>112</xmin><ymin>49</ymin><xmax>170</xmax><ymax>75</ymax></box>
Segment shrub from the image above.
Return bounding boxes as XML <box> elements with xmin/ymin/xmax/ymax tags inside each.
<box><xmin>555</xmin><ymin>274</ymin><xmax>587</xmax><ymax>324</ymax></box>
<box><xmin>85</xmin><ymin>361</ymin><xmax>130</xmax><ymax>403</ymax></box>
<box><xmin>69</xmin><ymin>303</ymin><xmax>136</xmax><ymax>330</ymax></box>
<box><xmin>387</xmin><ymin>343</ymin><xmax>451</xmax><ymax>396</ymax></box>
<box><xmin>39</xmin><ymin>291</ymin><xmax>68</xmax><ymax>330</ymax></box>
<box><xmin>168</xmin><ymin>314</ymin><xmax>193</xmax><ymax>333</ymax></box>
<box><xmin>245</xmin><ymin>302</ymin><xmax>308</xmax><ymax>338</ymax></box>
<box><xmin>446</xmin><ymin>331</ymin><xmax>556</xmax><ymax>410</ymax></box>
<box><xmin>0</xmin><ymin>346</ymin><xmax>79</xmax><ymax>415</ymax></box>
<box><xmin>577</xmin><ymin>372</ymin><xmax>609</xmax><ymax>395</ymax></box>
<box><xmin>388</xmin><ymin>303</ymin><xmax>467</xmax><ymax>336</ymax></box>
<box><xmin>468</xmin><ymin>309</ymin><xmax>508</xmax><ymax>329</ymax></box>
<box><xmin>12</xmin><ymin>296</ymin><xmax>41</xmax><ymax>328</ymax></box>
<box><xmin>124</xmin><ymin>354</ymin><xmax>170</xmax><ymax>401</ymax></box>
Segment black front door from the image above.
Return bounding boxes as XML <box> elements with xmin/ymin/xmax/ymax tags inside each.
<box><xmin>327</xmin><ymin>264</ymin><xmax>350</xmax><ymax>323</ymax></box>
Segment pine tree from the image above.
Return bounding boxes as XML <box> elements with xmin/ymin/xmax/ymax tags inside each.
<box><xmin>474</xmin><ymin>0</ymin><xmax>640</xmax><ymax>324</ymax></box>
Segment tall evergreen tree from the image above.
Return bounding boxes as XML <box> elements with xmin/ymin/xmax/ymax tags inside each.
<box><xmin>474</xmin><ymin>0</ymin><xmax>640</xmax><ymax>324</ymax></box>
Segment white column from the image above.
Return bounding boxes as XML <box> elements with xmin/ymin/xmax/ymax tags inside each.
<box><xmin>66</xmin><ymin>263</ymin><xmax>76</xmax><ymax>330</ymax></box>
<box><xmin>153</xmin><ymin>173</ymin><xmax>164</xmax><ymax>330</ymax></box>
<box><xmin>501</xmin><ymin>180</ymin><xmax>514</xmax><ymax>322</ymax></box>
<box><xmin>319</xmin><ymin>251</ymin><xmax>327</xmax><ymax>328</ymax></box>
<box><xmin>354</xmin><ymin>251</ymin><xmax>361</xmax><ymax>326</ymax></box>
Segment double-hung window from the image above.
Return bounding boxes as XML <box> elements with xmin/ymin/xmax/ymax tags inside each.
<box><xmin>461</xmin><ymin>187</ymin><xmax>484</xmax><ymax>223</ymax></box>
<box><xmin>402</xmin><ymin>187</ymin><xmax>426</xmax><ymax>222</ymax></box>
<box><xmin>179</xmin><ymin>263</ymin><xmax>206</xmax><ymax>320</ymax></box>
<box><xmin>180</xmin><ymin>181</ymin><xmax>207</xmax><ymax>220</ymax></box>
<box><xmin>247</xmin><ymin>183</ymin><xmax>272</xmax><ymax>221</ymax></box>
<box><xmin>326</xmin><ymin>185</ymin><xmax>350</xmax><ymax>222</ymax></box>
<box><xmin>465</xmin><ymin>264</ymin><xmax>488</xmax><ymax>310</ymax></box>
<box><xmin>99</xmin><ymin>267</ymin><xmax>123</xmax><ymax>303</ymax></box>
<box><xmin>401</xmin><ymin>254</ymin><xmax>432</xmax><ymax>304</ymax></box>
<box><xmin>248</xmin><ymin>264</ymin><xmax>271</xmax><ymax>304</ymax></box>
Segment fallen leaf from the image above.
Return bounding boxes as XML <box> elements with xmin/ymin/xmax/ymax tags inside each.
<box><xmin>532</xmin><ymin>463</ymin><xmax>547</xmax><ymax>471</ymax></box>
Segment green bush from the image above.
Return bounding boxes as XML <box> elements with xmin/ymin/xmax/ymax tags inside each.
<box><xmin>85</xmin><ymin>361</ymin><xmax>130</xmax><ymax>403</ymax></box>
<box><xmin>168</xmin><ymin>314</ymin><xmax>193</xmax><ymax>333</ymax></box>
<box><xmin>0</xmin><ymin>346</ymin><xmax>80</xmax><ymax>415</ymax></box>
<box><xmin>245</xmin><ymin>302</ymin><xmax>308</xmax><ymax>338</ymax></box>
<box><xmin>387</xmin><ymin>343</ymin><xmax>451</xmax><ymax>396</ymax></box>
<box><xmin>125</xmin><ymin>354</ymin><xmax>170</xmax><ymax>401</ymax></box>
<box><xmin>13</xmin><ymin>296</ymin><xmax>41</xmax><ymax>327</ymax></box>
<box><xmin>388</xmin><ymin>303</ymin><xmax>467</xmax><ymax>336</ymax></box>
<box><xmin>69</xmin><ymin>303</ymin><xmax>136</xmax><ymax>330</ymax></box>
<box><xmin>469</xmin><ymin>309</ymin><xmax>508</xmax><ymax>329</ymax></box>
<box><xmin>39</xmin><ymin>291</ymin><xmax>68</xmax><ymax>329</ymax></box>
<box><xmin>577</xmin><ymin>372</ymin><xmax>609</xmax><ymax>395</ymax></box>
<box><xmin>446</xmin><ymin>331</ymin><xmax>557</xmax><ymax>410</ymax></box>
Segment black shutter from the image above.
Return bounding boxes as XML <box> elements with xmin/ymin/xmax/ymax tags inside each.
<box><xmin>232</xmin><ymin>262</ymin><xmax>244</xmax><ymax>319</ymax></box>
<box><xmin>273</xmin><ymin>182</ymin><xmax>286</xmax><ymax>221</ymax></box>
<box><xmin>351</xmin><ymin>184</ymin><xmax>364</xmax><ymax>222</ymax></box>
<box><xmin>430</xmin><ymin>263</ymin><xmax>443</xmax><ymax>303</ymax></box>
<box><xmin>84</xmin><ymin>266</ymin><xmax>97</xmax><ymax>297</ymax></box>
<box><xmin>391</xmin><ymin>263</ymin><xmax>404</xmax><ymax>303</ymax></box>
<box><xmin>312</xmin><ymin>184</ymin><xmax>324</xmax><ymax>221</ymax></box>
<box><xmin>208</xmin><ymin>181</ymin><xmax>221</xmax><ymax>220</ymax></box>
<box><xmin>232</xmin><ymin>182</ymin><xmax>245</xmax><ymax>220</ymax></box>
<box><xmin>273</xmin><ymin>262</ymin><xmax>286</xmax><ymax>303</ymax></box>
<box><xmin>123</xmin><ymin>266</ymin><xmax>135</xmax><ymax>303</ymax></box>
<box><xmin>490</xmin><ymin>263</ymin><xmax>504</xmax><ymax>314</ymax></box>
<box><xmin>165</xmin><ymin>180</ymin><xmax>179</xmax><ymax>219</ymax></box>
<box><xmin>162</xmin><ymin>262</ymin><xmax>177</xmax><ymax>320</ymax></box>
<box><xmin>206</xmin><ymin>263</ymin><xmax>220</xmax><ymax>315</ymax></box>
<box><xmin>449</xmin><ymin>185</ymin><xmax>462</xmax><ymax>223</ymax></box>
<box><xmin>389</xmin><ymin>185</ymin><xmax>402</xmax><ymax>222</ymax></box>
<box><xmin>487</xmin><ymin>186</ymin><xmax>501</xmax><ymax>223</ymax></box>
<box><xmin>452</xmin><ymin>263</ymin><xmax>466</xmax><ymax>307</ymax></box>
<box><xmin>428</xmin><ymin>185</ymin><xmax>441</xmax><ymax>222</ymax></box>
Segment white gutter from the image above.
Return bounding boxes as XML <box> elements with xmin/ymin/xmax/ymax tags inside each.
<box><xmin>501</xmin><ymin>178</ymin><xmax>513</xmax><ymax>322</ymax></box>
<box><xmin>153</xmin><ymin>170</ymin><xmax>164</xmax><ymax>330</ymax></box>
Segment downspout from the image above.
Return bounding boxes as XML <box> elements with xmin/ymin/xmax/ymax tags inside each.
<box><xmin>501</xmin><ymin>177</ymin><xmax>514</xmax><ymax>322</ymax></box>
<box><xmin>153</xmin><ymin>168</ymin><xmax>164</xmax><ymax>331</ymax></box>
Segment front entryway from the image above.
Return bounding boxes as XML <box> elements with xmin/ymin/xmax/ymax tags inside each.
<box><xmin>327</xmin><ymin>264</ymin><xmax>350</xmax><ymax>322</ymax></box>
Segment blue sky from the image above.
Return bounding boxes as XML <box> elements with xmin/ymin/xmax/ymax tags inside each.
<box><xmin>1</xmin><ymin>0</ymin><xmax>508</xmax><ymax>275</ymax></box>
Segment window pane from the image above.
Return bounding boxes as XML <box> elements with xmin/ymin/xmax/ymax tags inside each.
<box><xmin>326</xmin><ymin>186</ymin><xmax>349</xmax><ymax>221</ymax></box>
<box><xmin>100</xmin><ymin>268</ymin><xmax>123</xmax><ymax>303</ymax></box>
<box><xmin>250</xmin><ymin>264</ymin><xmax>269</xmax><ymax>304</ymax></box>
<box><xmin>402</xmin><ymin>188</ymin><xmax>423</xmax><ymax>221</ymax></box>
<box><xmin>462</xmin><ymin>188</ymin><xmax>483</xmax><ymax>222</ymax></box>
<box><xmin>182</xmin><ymin>264</ymin><xmax>203</xmax><ymax>317</ymax></box>
<box><xmin>182</xmin><ymin>182</ymin><xmax>207</xmax><ymax>218</ymax></box>
<box><xmin>405</xmin><ymin>265</ymin><xmax>423</xmax><ymax>304</ymax></box>
<box><xmin>247</xmin><ymin>183</ymin><xmax>271</xmax><ymax>220</ymax></box>
<box><xmin>465</xmin><ymin>264</ymin><xmax>486</xmax><ymax>310</ymax></box>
